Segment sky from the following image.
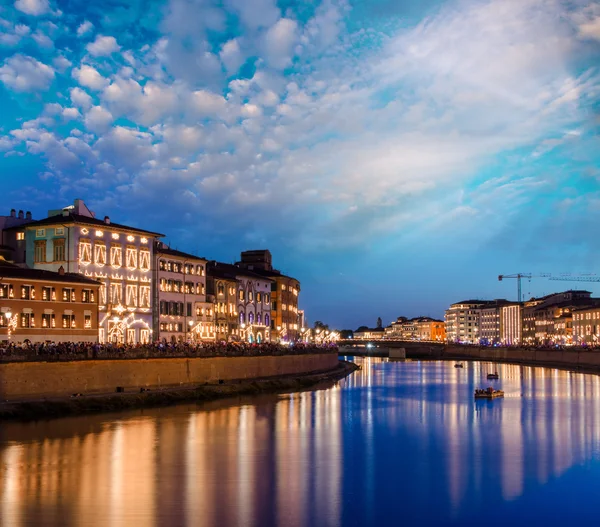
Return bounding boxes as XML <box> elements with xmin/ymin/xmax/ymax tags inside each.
<box><xmin>1</xmin><ymin>0</ymin><xmax>600</xmax><ymax>330</ymax></box>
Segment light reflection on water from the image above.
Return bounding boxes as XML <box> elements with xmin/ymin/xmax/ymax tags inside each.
<box><xmin>2</xmin><ymin>358</ymin><xmax>600</xmax><ymax>526</ymax></box>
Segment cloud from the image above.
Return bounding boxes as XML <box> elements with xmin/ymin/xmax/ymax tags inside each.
<box><xmin>579</xmin><ymin>17</ymin><xmax>600</xmax><ymax>41</ymax></box>
<box><xmin>14</xmin><ymin>0</ymin><xmax>49</xmax><ymax>16</ymax></box>
<box><xmin>219</xmin><ymin>38</ymin><xmax>244</xmax><ymax>74</ymax></box>
<box><xmin>52</xmin><ymin>55</ymin><xmax>72</xmax><ymax>72</ymax></box>
<box><xmin>70</xmin><ymin>86</ymin><xmax>93</xmax><ymax>109</ymax></box>
<box><xmin>263</xmin><ymin>18</ymin><xmax>299</xmax><ymax>69</ymax></box>
<box><xmin>72</xmin><ymin>64</ymin><xmax>108</xmax><ymax>90</ymax></box>
<box><xmin>32</xmin><ymin>30</ymin><xmax>54</xmax><ymax>49</ymax></box>
<box><xmin>76</xmin><ymin>20</ymin><xmax>94</xmax><ymax>37</ymax></box>
<box><xmin>225</xmin><ymin>0</ymin><xmax>280</xmax><ymax>30</ymax></box>
<box><xmin>84</xmin><ymin>105</ymin><xmax>113</xmax><ymax>133</ymax></box>
<box><xmin>86</xmin><ymin>35</ymin><xmax>120</xmax><ymax>57</ymax></box>
<box><xmin>0</xmin><ymin>54</ymin><xmax>54</xmax><ymax>92</ymax></box>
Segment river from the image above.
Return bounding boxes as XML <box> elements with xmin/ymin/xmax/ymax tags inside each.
<box><xmin>2</xmin><ymin>357</ymin><xmax>600</xmax><ymax>526</ymax></box>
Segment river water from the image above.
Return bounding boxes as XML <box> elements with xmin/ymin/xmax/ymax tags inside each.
<box><xmin>2</xmin><ymin>357</ymin><xmax>600</xmax><ymax>526</ymax></box>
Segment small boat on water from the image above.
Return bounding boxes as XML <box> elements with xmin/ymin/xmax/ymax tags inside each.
<box><xmin>487</xmin><ymin>372</ymin><xmax>499</xmax><ymax>380</ymax></box>
<box><xmin>454</xmin><ymin>363</ymin><xmax>464</xmax><ymax>368</ymax></box>
<box><xmin>475</xmin><ymin>387</ymin><xmax>504</xmax><ymax>399</ymax></box>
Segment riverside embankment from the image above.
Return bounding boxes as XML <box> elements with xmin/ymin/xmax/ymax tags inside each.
<box><xmin>0</xmin><ymin>356</ymin><xmax>357</xmax><ymax>420</ymax></box>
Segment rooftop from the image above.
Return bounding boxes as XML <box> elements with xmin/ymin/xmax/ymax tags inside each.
<box><xmin>156</xmin><ymin>245</ymin><xmax>207</xmax><ymax>262</ymax></box>
<box><xmin>6</xmin><ymin>212</ymin><xmax>165</xmax><ymax>238</ymax></box>
<box><xmin>0</xmin><ymin>259</ymin><xmax>101</xmax><ymax>286</ymax></box>
<box><xmin>207</xmin><ymin>261</ymin><xmax>275</xmax><ymax>282</ymax></box>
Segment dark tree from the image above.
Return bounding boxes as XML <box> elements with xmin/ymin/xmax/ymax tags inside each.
<box><xmin>339</xmin><ymin>329</ymin><xmax>354</xmax><ymax>339</ymax></box>
<box><xmin>376</xmin><ymin>317</ymin><xmax>382</xmax><ymax>329</ymax></box>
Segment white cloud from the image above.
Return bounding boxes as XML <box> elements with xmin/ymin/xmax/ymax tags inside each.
<box><xmin>0</xmin><ymin>54</ymin><xmax>54</xmax><ymax>92</ymax></box>
<box><xmin>220</xmin><ymin>38</ymin><xmax>244</xmax><ymax>74</ymax></box>
<box><xmin>52</xmin><ymin>55</ymin><xmax>72</xmax><ymax>72</ymax></box>
<box><xmin>70</xmin><ymin>86</ymin><xmax>93</xmax><ymax>109</ymax></box>
<box><xmin>72</xmin><ymin>64</ymin><xmax>108</xmax><ymax>90</ymax></box>
<box><xmin>14</xmin><ymin>0</ymin><xmax>49</xmax><ymax>16</ymax></box>
<box><xmin>579</xmin><ymin>17</ymin><xmax>600</xmax><ymax>41</ymax></box>
<box><xmin>32</xmin><ymin>30</ymin><xmax>53</xmax><ymax>49</ymax></box>
<box><xmin>225</xmin><ymin>0</ymin><xmax>280</xmax><ymax>30</ymax></box>
<box><xmin>62</xmin><ymin>107</ymin><xmax>81</xmax><ymax>121</ymax></box>
<box><xmin>263</xmin><ymin>18</ymin><xmax>299</xmax><ymax>69</ymax></box>
<box><xmin>76</xmin><ymin>20</ymin><xmax>93</xmax><ymax>38</ymax></box>
<box><xmin>84</xmin><ymin>105</ymin><xmax>113</xmax><ymax>133</ymax></box>
<box><xmin>86</xmin><ymin>35</ymin><xmax>120</xmax><ymax>57</ymax></box>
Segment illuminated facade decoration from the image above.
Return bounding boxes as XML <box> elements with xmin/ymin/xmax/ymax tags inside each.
<box><xmin>500</xmin><ymin>304</ymin><xmax>522</xmax><ymax>345</ymax></box>
<box><xmin>155</xmin><ymin>242</ymin><xmax>209</xmax><ymax>343</ymax></box>
<box><xmin>207</xmin><ymin>260</ymin><xmax>272</xmax><ymax>343</ymax></box>
<box><xmin>0</xmin><ymin>259</ymin><xmax>100</xmax><ymax>343</ymax></box>
<box><xmin>13</xmin><ymin>199</ymin><xmax>164</xmax><ymax>344</ymax></box>
<box><xmin>235</xmin><ymin>250</ymin><xmax>301</xmax><ymax>342</ymax></box>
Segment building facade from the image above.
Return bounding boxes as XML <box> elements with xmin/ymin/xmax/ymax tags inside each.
<box><xmin>385</xmin><ymin>316</ymin><xmax>445</xmax><ymax>341</ymax></box>
<box><xmin>0</xmin><ymin>208</ymin><xmax>34</xmax><ymax>263</ymax></box>
<box><xmin>207</xmin><ymin>266</ymin><xmax>239</xmax><ymax>342</ymax></box>
<box><xmin>445</xmin><ymin>300</ymin><xmax>494</xmax><ymax>343</ymax></box>
<box><xmin>0</xmin><ymin>259</ymin><xmax>100</xmax><ymax>343</ymax></box>
<box><xmin>11</xmin><ymin>199</ymin><xmax>163</xmax><ymax>344</ymax></box>
<box><xmin>500</xmin><ymin>304</ymin><xmax>522</xmax><ymax>345</ymax></box>
<box><xmin>236</xmin><ymin>250</ymin><xmax>301</xmax><ymax>342</ymax></box>
<box><xmin>573</xmin><ymin>306</ymin><xmax>600</xmax><ymax>345</ymax></box>
<box><xmin>155</xmin><ymin>243</ymin><xmax>212</xmax><ymax>342</ymax></box>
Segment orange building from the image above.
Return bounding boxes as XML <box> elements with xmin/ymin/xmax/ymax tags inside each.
<box><xmin>0</xmin><ymin>258</ymin><xmax>100</xmax><ymax>343</ymax></box>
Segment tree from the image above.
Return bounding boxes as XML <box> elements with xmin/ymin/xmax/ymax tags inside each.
<box><xmin>356</xmin><ymin>325</ymin><xmax>369</xmax><ymax>333</ymax></box>
<box><xmin>339</xmin><ymin>329</ymin><xmax>354</xmax><ymax>339</ymax></box>
<box><xmin>313</xmin><ymin>320</ymin><xmax>330</xmax><ymax>331</ymax></box>
<box><xmin>376</xmin><ymin>317</ymin><xmax>382</xmax><ymax>329</ymax></box>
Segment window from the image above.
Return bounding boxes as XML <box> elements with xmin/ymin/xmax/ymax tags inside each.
<box><xmin>265</xmin><ymin>314</ymin><xmax>270</xmax><ymax>327</ymax></box>
<box><xmin>110</xmin><ymin>283</ymin><xmax>122</xmax><ymax>305</ymax></box>
<box><xmin>21</xmin><ymin>285</ymin><xmax>34</xmax><ymax>300</ymax></box>
<box><xmin>16</xmin><ymin>232</ymin><xmax>24</xmax><ymax>241</ymax></box>
<box><xmin>187</xmin><ymin>303</ymin><xmax>192</xmax><ymax>317</ymax></box>
<box><xmin>84</xmin><ymin>314</ymin><xmax>92</xmax><ymax>329</ymax></box>
<box><xmin>36</xmin><ymin>229</ymin><xmax>46</xmax><ymax>238</ymax></box>
<box><xmin>126</xmin><ymin>284</ymin><xmax>138</xmax><ymax>307</ymax></box>
<box><xmin>139</xmin><ymin>250</ymin><xmax>150</xmax><ymax>272</ymax></box>
<box><xmin>62</xmin><ymin>288</ymin><xmax>75</xmax><ymax>302</ymax></box>
<box><xmin>20</xmin><ymin>313</ymin><xmax>34</xmax><ymax>328</ymax></box>
<box><xmin>265</xmin><ymin>294</ymin><xmax>270</xmax><ymax>304</ymax></box>
<box><xmin>196</xmin><ymin>283</ymin><xmax>205</xmax><ymax>295</ymax></box>
<box><xmin>218</xmin><ymin>284</ymin><xmax>224</xmax><ymax>296</ymax></box>
<box><xmin>159</xmin><ymin>260</ymin><xmax>166</xmax><ymax>271</ymax></box>
<box><xmin>257</xmin><ymin>293</ymin><xmax>262</xmax><ymax>303</ymax></box>
<box><xmin>55</xmin><ymin>227</ymin><xmax>65</xmax><ymax>236</ymax></box>
<box><xmin>62</xmin><ymin>314</ymin><xmax>75</xmax><ymax>328</ymax></box>
<box><xmin>249</xmin><ymin>291</ymin><xmax>254</xmax><ymax>302</ymax></box>
<box><xmin>197</xmin><ymin>265</ymin><xmax>204</xmax><ymax>276</ymax></box>
<box><xmin>94</xmin><ymin>243</ymin><xmax>106</xmax><ymax>266</ymax></box>
<box><xmin>99</xmin><ymin>284</ymin><xmax>107</xmax><ymax>304</ymax></box>
<box><xmin>110</xmin><ymin>245</ymin><xmax>122</xmax><ymax>268</ymax></box>
<box><xmin>248</xmin><ymin>312</ymin><xmax>254</xmax><ymax>324</ymax></box>
<box><xmin>239</xmin><ymin>289</ymin><xmax>245</xmax><ymax>301</ymax></box>
<box><xmin>140</xmin><ymin>286</ymin><xmax>151</xmax><ymax>308</ymax></box>
<box><xmin>82</xmin><ymin>289</ymin><xmax>92</xmax><ymax>303</ymax></box>
<box><xmin>34</xmin><ymin>240</ymin><xmax>46</xmax><ymax>263</ymax></box>
<box><xmin>42</xmin><ymin>286</ymin><xmax>54</xmax><ymax>301</ymax></box>
<box><xmin>42</xmin><ymin>313</ymin><xmax>55</xmax><ymax>328</ymax></box>
<box><xmin>54</xmin><ymin>238</ymin><xmax>66</xmax><ymax>262</ymax></box>
<box><xmin>126</xmin><ymin>246</ymin><xmax>138</xmax><ymax>270</ymax></box>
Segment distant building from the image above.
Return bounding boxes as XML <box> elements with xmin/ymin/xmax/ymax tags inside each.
<box><xmin>500</xmin><ymin>303</ymin><xmax>523</xmax><ymax>345</ymax></box>
<box><xmin>6</xmin><ymin>199</ymin><xmax>164</xmax><ymax>344</ymax></box>
<box><xmin>236</xmin><ymin>250</ymin><xmax>301</xmax><ymax>342</ymax></box>
<box><xmin>478</xmin><ymin>299</ymin><xmax>518</xmax><ymax>345</ymax></box>
<box><xmin>354</xmin><ymin>327</ymin><xmax>385</xmax><ymax>340</ymax></box>
<box><xmin>0</xmin><ymin>208</ymin><xmax>34</xmax><ymax>263</ymax></box>
<box><xmin>206</xmin><ymin>263</ymin><xmax>240</xmax><ymax>342</ymax></box>
<box><xmin>445</xmin><ymin>300</ymin><xmax>495</xmax><ymax>343</ymax></box>
<box><xmin>155</xmin><ymin>242</ymin><xmax>212</xmax><ymax>343</ymax></box>
<box><xmin>0</xmin><ymin>258</ymin><xmax>100</xmax><ymax>343</ymax></box>
<box><xmin>385</xmin><ymin>316</ymin><xmax>445</xmax><ymax>341</ymax></box>
<box><xmin>208</xmin><ymin>261</ymin><xmax>273</xmax><ymax>343</ymax></box>
<box><xmin>573</xmin><ymin>306</ymin><xmax>600</xmax><ymax>345</ymax></box>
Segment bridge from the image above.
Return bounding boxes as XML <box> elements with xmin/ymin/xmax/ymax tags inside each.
<box><xmin>338</xmin><ymin>339</ymin><xmax>445</xmax><ymax>358</ymax></box>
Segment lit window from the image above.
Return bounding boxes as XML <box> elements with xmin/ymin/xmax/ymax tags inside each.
<box><xmin>79</xmin><ymin>240</ymin><xmax>92</xmax><ymax>265</ymax></box>
<box><xmin>139</xmin><ymin>249</ymin><xmax>150</xmax><ymax>272</ymax></box>
<box><xmin>16</xmin><ymin>232</ymin><xmax>24</xmax><ymax>241</ymax></box>
<box><xmin>95</xmin><ymin>244</ymin><xmax>107</xmax><ymax>266</ymax></box>
<box><xmin>126</xmin><ymin>246</ymin><xmax>138</xmax><ymax>270</ymax></box>
<box><xmin>55</xmin><ymin>227</ymin><xmax>65</xmax><ymax>236</ymax></box>
<box><xmin>36</xmin><ymin>229</ymin><xmax>46</xmax><ymax>238</ymax></box>
<box><xmin>110</xmin><ymin>245</ymin><xmax>122</xmax><ymax>268</ymax></box>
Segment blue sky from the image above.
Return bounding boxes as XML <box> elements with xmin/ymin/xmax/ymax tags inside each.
<box><xmin>1</xmin><ymin>0</ymin><xmax>600</xmax><ymax>329</ymax></box>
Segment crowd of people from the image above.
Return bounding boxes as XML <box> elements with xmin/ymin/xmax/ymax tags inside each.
<box><xmin>0</xmin><ymin>339</ymin><xmax>338</xmax><ymax>362</ymax></box>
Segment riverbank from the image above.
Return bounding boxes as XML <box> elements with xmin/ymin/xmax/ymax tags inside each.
<box><xmin>0</xmin><ymin>360</ymin><xmax>358</xmax><ymax>421</ymax></box>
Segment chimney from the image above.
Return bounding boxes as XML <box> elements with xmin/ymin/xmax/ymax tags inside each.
<box><xmin>104</xmin><ymin>216</ymin><xmax>110</xmax><ymax>224</ymax></box>
<box><xmin>58</xmin><ymin>265</ymin><xmax>65</xmax><ymax>275</ymax></box>
<box><xmin>18</xmin><ymin>210</ymin><xmax>23</xmax><ymax>219</ymax></box>
<box><xmin>25</xmin><ymin>211</ymin><xmax>31</xmax><ymax>220</ymax></box>
<box><xmin>10</xmin><ymin>209</ymin><xmax>15</xmax><ymax>217</ymax></box>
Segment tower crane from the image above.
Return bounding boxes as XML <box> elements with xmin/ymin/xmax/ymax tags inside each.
<box><xmin>498</xmin><ymin>273</ymin><xmax>600</xmax><ymax>302</ymax></box>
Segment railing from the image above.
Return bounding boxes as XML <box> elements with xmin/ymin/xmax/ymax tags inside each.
<box><xmin>0</xmin><ymin>342</ymin><xmax>339</xmax><ymax>363</ymax></box>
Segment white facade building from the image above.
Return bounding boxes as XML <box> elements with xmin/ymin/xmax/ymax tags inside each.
<box><xmin>445</xmin><ymin>300</ymin><xmax>493</xmax><ymax>343</ymax></box>
<box><xmin>18</xmin><ymin>199</ymin><xmax>163</xmax><ymax>344</ymax></box>
<box><xmin>155</xmin><ymin>243</ymin><xmax>214</xmax><ymax>342</ymax></box>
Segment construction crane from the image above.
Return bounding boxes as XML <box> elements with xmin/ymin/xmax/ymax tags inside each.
<box><xmin>499</xmin><ymin>273</ymin><xmax>600</xmax><ymax>302</ymax></box>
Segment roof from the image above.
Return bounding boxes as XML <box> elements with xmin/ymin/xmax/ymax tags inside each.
<box><xmin>235</xmin><ymin>265</ymin><xmax>299</xmax><ymax>283</ymax></box>
<box><xmin>450</xmin><ymin>300</ymin><xmax>497</xmax><ymax>307</ymax></box>
<box><xmin>207</xmin><ymin>261</ymin><xmax>274</xmax><ymax>282</ymax></box>
<box><xmin>6</xmin><ymin>213</ymin><xmax>164</xmax><ymax>237</ymax></box>
<box><xmin>355</xmin><ymin>327</ymin><xmax>385</xmax><ymax>333</ymax></box>
<box><xmin>156</xmin><ymin>246</ymin><xmax>207</xmax><ymax>262</ymax></box>
<box><xmin>536</xmin><ymin>298</ymin><xmax>600</xmax><ymax>312</ymax></box>
<box><xmin>0</xmin><ymin>260</ymin><xmax>101</xmax><ymax>286</ymax></box>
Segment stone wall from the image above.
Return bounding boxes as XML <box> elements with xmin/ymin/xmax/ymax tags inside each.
<box><xmin>0</xmin><ymin>353</ymin><xmax>338</xmax><ymax>400</ymax></box>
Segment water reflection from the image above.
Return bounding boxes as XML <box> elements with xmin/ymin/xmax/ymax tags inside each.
<box><xmin>2</xmin><ymin>359</ymin><xmax>600</xmax><ymax>526</ymax></box>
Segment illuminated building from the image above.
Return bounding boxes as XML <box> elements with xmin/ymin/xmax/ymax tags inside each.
<box><xmin>155</xmin><ymin>242</ymin><xmax>212</xmax><ymax>342</ymax></box>
<box><xmin>385</xmin><ymin>316</ymin><xmax>446</xmax><ymax>341</ymax></box>
<box><xmin>522</xmin><ymin>290</ymin><xmax>598</xmax><ymax>345</ymax></box>
<box><xmin>206</xmin><ymin>265</ymin><xmax>240</xmax><ymax>341</ymax></box>
<box><xmin>207</xmin><ymin>261</ymin><xmax>272</xmax><ymax>343</ymax></box>
<box><xmin>7</xmin><ymin>199</ymin><xmax>163</xmax><ymax>344</ymax></box>
<box><xmin>573</xmin><ymin>306</ymin><xmax>600</xmax><ymax>345</ymax></box>
<box><xmin>0</xmin><ymin>258</ymin><xmax>100</xmax><ymax>343</ymax></box>
<box><xmin>500</xmin><ymin>303</ymin><xmax>522</xmax><ymax>345</ymax></box>
<box><xmin>353</xmin><ymin>327</ymin><xmax>385</xmax><ymax>340</ymax></box>
<box><xmin>444</xmin><ymin>300</ymin><xmax>495</xmax><ymax>343</ymax></box>
<box><xmin>236</xmin><ymin>250</ymin><xmax>301</xmax><ymax>342</ymax></box>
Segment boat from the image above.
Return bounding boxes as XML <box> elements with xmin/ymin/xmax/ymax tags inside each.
<box><xmin>454</xmin><ymin>363</ymin><xmax>464</xmax><ymax>368</ymax></box>
<box><xmin>487</xmin><ymin>372</ymin><xmax>499</xmax><ymax>380</ymax></box>
<box><xmin>474</xmin><ymin>387</ymin><xmax>504</xmax><ymax>399</ymax></box>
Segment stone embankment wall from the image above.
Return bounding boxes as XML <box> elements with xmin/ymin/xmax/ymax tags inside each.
<box><xmin>0</xmin><ymin>353</ymin><xmax>338</xmax><ymax>401</ymax></box>
<box><xmin>407</xmin><ymin>345</ymin><xmax>600</xmax><ymax>370</ymax></box>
